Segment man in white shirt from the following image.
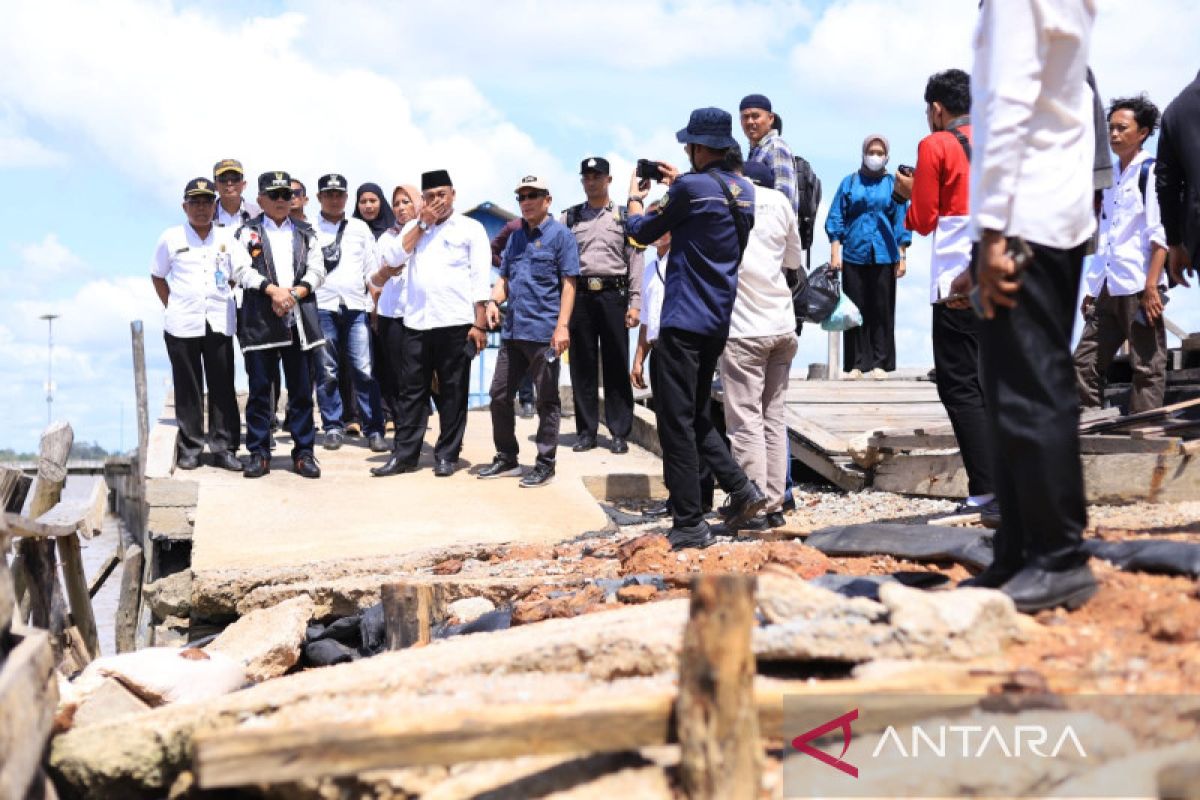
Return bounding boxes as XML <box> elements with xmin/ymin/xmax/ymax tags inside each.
<box><xmin>371</xmin><ymin>169</ymin><xmax>491</xmax><ymax>477</ymax></box>
<box><xmin>310</xmin><ymin>173</ymin><xmax>388</xmax><ymax>453</ymax></box>
<box><xmin>150</xmin><ymin>177</ymin><xmax>244</xmax><ymax>472</ymax></box>
<box><xmin>213</xmin><ymin>158</ymin><xmax>262</xmax><ymax>228</ymax></box>
<box><xmin>965</xmin><ymin>0</ymin><xmax>1098</xmax><ymax>613</ymax></box>
<box><xmin>1074</xmin><ymin>95</ymin><xmax>1168</xmax><ymax>414</ymax></box>
<box><xmin>718</xmin><ymin>161</ymin><xmax>800</xmax><ymax>530</ymax></box>
<box><xmin>232</xmin><ymin>171</ymin><xmax>327</xmax><ymax>479</ymax></box>
<box><xmin>289</xmin><ymin>179</ymin><xmax>309</xmax><ymax>223</ymax></box>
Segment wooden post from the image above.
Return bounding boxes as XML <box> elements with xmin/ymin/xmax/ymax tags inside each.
<box><xmin>676</xmin><ymin>574</ymin><xmax>761</xmax><ymax>800</ymax></box>
<box><xmin>131</xmin><ymin>321</ymin><xmax>150</xmax><ymax>547</ymax></box>
<box><xmin>381</xmin><ymin>583</ymin><xmax>445</xmax><ymax>650</ymax></box>
<box><xmin>114</xmin><ymin>544</ymin><xmax>143</xmax><ymax>653</ymax></box>
<box><xmin>17</xmin><ymin>423</ymin><xmax>72</xmax><ymax>649</ymax></box>
<box><xmin>1</xmin><ymin>469</ymin><xmax>33</xmax><ymax>623</ymax></box>
<box><xmin>826</xmin><ymin>330</ymin><xmax>841</xmax><ymax>380</ymax></box>
<box><xmin>57</xmin><ymin>536</ymin><xmax>99</xmax><ymax>661</ymax></box>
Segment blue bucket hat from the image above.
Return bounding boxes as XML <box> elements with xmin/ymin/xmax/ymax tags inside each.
<box><xmin>676</xmin><ymin>107</ymin><xmax>738</xmax><ymax>150</ymax></box>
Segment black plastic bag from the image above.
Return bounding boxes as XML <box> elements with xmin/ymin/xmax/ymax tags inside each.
<box><xmin>793</xmin><ymin>262</ymin><xmax>840</xmax><ymax>324</ymax></box>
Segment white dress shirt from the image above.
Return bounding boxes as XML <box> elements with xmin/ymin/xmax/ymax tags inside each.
<box><xmin>1084</xmin><ymin>150</ymin><xmax>1167</xmax><ymax>297</ymax></box>
<box><xmin>313</xmin><ymin>214</ymin><xmax>377</xmax><ymax>311</ymax></box>
<box><xmin>215</xmin><ymin>197</ymin><xmax>261</xmax><ymax>228</ymax></box>
<box><xmin>381</xmin><ymin>213</ymin><xmax>491</xmax><ymax>330</ymax></box>
<box><xmin>151</xmin><ymin>224</ymin><xmax>242</xmax><ymax>338</ymax></box>
<box><xmin>641</xmin><ymin>247</ymin><xmax>666</xmax><ymax>344</ymax></box>
<box><xmin>970</xmin><ymin>0</ymin><xmax>1097</xmax><ymax>249</ymax></box>
<box><xmin>729</xmin><ymin>185</ymin><xmax>802</xmax><ymax>339</ymax></box>
<box><xmin>375</xmin><ymin>228</ymin><xmax>408</xmax><ymax>319</ymax></box>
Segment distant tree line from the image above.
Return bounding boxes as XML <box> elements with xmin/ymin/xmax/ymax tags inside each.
<box><xmin>0</xmin><ymin>441</ymin><xmax>116</xmax><ymax>462</ymax></box>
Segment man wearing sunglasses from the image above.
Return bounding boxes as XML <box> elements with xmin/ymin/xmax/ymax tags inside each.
<box><xmin>150</xmin><ymin>178</ymin><xmax>245</xmax><ymax>472</ymax></box>
<box><xmin>478</xmin><ymin>176</ymin><xmax>579</xmax><ymax>488</ymax></box>
<box><xmin>373</xmin><ymin>169</ymin><xmax>491</xmax><ymax>478</ymax></box>
<box><xmin>231</xmin><ymin>171</ymin><xmax>327</xmax><ymax>479</ymax></box>
<box><xmin>213</xmin><ymin>158</ymin><xmax>262</xmax><ymax>228</ymax></box>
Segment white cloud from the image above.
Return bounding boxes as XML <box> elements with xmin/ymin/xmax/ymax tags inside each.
<box><xmin>14</xmin><ymin>233</ymin><xmax>89</xmax><ymax>286</ymax></box>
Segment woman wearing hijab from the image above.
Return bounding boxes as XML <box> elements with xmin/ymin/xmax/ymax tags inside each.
<box><xmin>369</xmin><ymin>185</ymin><xmax>423</xmax><ymax>444</ymax></box>
<box><xmin>825</xmin><ymin>135</ymin><xmax>912</xmax><ymax>379</ymax></box>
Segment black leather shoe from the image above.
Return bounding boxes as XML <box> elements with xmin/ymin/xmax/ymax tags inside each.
<box><xmin>719</xmin><ymin>480</ymin><xmax>768</xmax><ymax>530</ymax></box>
<box><xmin>368</xmin><ymin>433</ymin><xmax>389</xmax><ymax>453</ymax></box>
<box><xmin>176</xmin><ymin>453</ymin><xmax>201</xmax><ymax>470</ymax></box>
<box><xmin>370</xmin><ymin>454</ymin><xmax>419</xmax><ymax>477</ymax></box>
<box><xmin>323</xmin><ymin>429</ymin><xmax>344</xmax><ymax>451</ymax></box>
<box><xmin>668</xmin><ymin>522</ymin><xmax>716</xmax><ymax>551</ymax></box>
<box><xmin>294</xmin><ymin>453</ymin><xmax>321</xmax><ymax>479</ymax></box>
<box><xmin>610</xmin><ymin>436</ymin><xmax>629</xmax><ymax>454</ymax></box>
<box><xmin>1001</xmin><ymin>563</ymin><xmax>1098</xmax><ymax>614</ymax></box>
<box><xmin>520</xmin><ymin>463</ymin><xmax>555</xmax><ymax>488</ymax></box>
<box><xmin>434</xmin><ymin>458</ymin><xmax>456</xmax><ymax>477</ymax></box>
<box><xmin>766</xmin><ymin>511</ymin><xmax>787</xmax><ymax>528</ymax></box>
<box><xmin>572</xmin><ymin>435</ymin><xmax>597</xmax><ymax>452</ymax></box>
<box><xmin>243</xmin><ymin>454</ymin><xmax>271</xmax><ymax>479</ymax></box>
<box><xmin>642</xmin><ymin>499</ymin><xmax>672</xmax><ymax>519</ymax></box>
<box><xmin>979</xmin><ymin>499</ymin><xmax>1001</xmax><ymax>529</ymax></box>
<box><xmin>959</xmin><ymin>562</ymin><xmax>1020</xmax><ymax>589</ymax></box>
<box><xmin>212</xmin><ymin>451</ymin><xmax>244</xmax><ymax>472</ymax></box>
<box><xmin>478</xmin><ymin>455</ymin><xmax>521</xmax><ymax>479</ymax></box>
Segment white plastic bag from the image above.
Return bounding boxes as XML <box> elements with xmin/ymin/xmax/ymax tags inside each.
<box><xmin>820</xmin><ymin>292</ymin><xmax>863</xmax><ymax>332</ymax></box>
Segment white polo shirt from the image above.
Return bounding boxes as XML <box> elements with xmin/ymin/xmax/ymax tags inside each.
<box><xmin>313</xmin><ymin>214</ymin><xmax>377</xmax><ymax>311</ymax></box>
<box><xmin>641</xmin><ymin>247</ymin><xmax>666</xmax><ymax>344</ymax></box>
<box><xmin>215</xmin><ymin>197</ymin><xmax>261</xmax><ymax>228</ymax></box>
<box><xmin>150</xmin><ymin>223</ymin><xmax>240</xmax><ymax>338</ymax></box>
<box><xmin>381</xmin><ymin>213</ymin><xmax>491</xmax><ymax>331</ymax></box>
<box><xmin>375</xmin><ymin>227</ymin><xmax>408</xmax><ymax>319</ymax></box>
<box><xmin>1084</xmin><ymin>150</ymin><xmax>1168</xmax><ymax>297</ymax></box>
<box><xmin>729</xmin><ymin>185</ymin><xmax>802</xmax><ymax>339</ymax></box>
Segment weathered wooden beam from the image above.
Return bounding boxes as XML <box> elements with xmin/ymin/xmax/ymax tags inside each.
<box><xmin>18</xmin><ymin>422</ymin><xmax>72</xmax><ymax>643</ymax></box>
<box><xmin>677</xmin><ymin>574</ymin><xmax>760</xmax><ymax>800</ymax></box>
<box><xmin>0</xmin><ymin>467</ymin><xmax>33</xmax><ymax>512</ymax></box>
<box><xmin>57</xmin><ymin>534</ymin><xmax>100</xmax><ymax>662</ymax></box>
<box><xmin>0</xmin><ymin>520</ymin><xmax>13</xmax><ymax>638</ymax></box>
<box><xmin>0</xmin><ymin>627</ymin><xmax>59</xmax><ymax>799</ymax></box>
<box><xmin>88</xmin><ymin>552</ymin><xmax>121</xmax><ymax>598</ymax></box>
<box><xmin>382</xmin><ymin>582</ymin><xmax>446</xmax><ymax>650</ymax></box>
<box><xmin>3</xmin><ymin>513</ymin><xmax>79</xmax><ymax>539</ymax></box>
<box><xmin>784</xmin><ymin>407</ymin><xmax>851</xmax><ymax>454</ymax></box>
<box><xmin>115</xmin><ymin>544</ymin><xmax>143</xmax><ymax>653</ymax></box>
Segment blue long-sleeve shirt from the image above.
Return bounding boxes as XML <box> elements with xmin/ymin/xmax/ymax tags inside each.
<box><xmin>825</xmin><ymin>171</ymin><xmax>911</xmax><ymax>265</ymax></box>
<box><xmin>626</xmin><ymin>168</ymin><xmax>756</xmax><ymax>337</ymax></box>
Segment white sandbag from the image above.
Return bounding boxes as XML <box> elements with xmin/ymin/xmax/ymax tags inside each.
<box><xmin>75</xmin><ymin>647</ymin><xmax>247</xmax><ymax>707</ymax></box>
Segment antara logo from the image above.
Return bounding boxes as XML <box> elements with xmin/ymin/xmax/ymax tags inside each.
<box><xmin>871</xmin><ymin>723</ymin><xmax>1087</xmax><ymax>760</ymax></box>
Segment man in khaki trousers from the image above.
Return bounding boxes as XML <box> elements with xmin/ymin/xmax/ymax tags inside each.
<box><xmin>719</xmin><ymin>160</ymin><xmax>802</xmax><ymax>530</ymax></box>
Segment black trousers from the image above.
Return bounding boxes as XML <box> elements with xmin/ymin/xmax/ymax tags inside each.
<box><xmin>931</xmin><ymin>304</ymin><xmax>994</xmax><ymax>498</ymax></box>
<box><xmin>978</xmin><ymin>241</ymin><xmax>1089</xmax><ymax>572</ymax></box>
<box><xmin>568</xmin><ymin>287</ymin><xmax>633</xmax><ymax>439</ymax></box>
<box><xmin>655</xmin><ymin>327</ymin><xmax>749</xmax><ymax>528</ymax></box>
<box><xmin>376</xmin><ymin>316</ymin><xmax>410</xmax><ymax>432</ymax></box>
<box><xmin>392</xmin><ymin>323</ymin><xmax>473</xmax><ymax>465</ymax></box>
<box><xmin>489</xmin><ymin>340</ymin><xmax>561</xmax><ymax>467</ymax></box>
<box><xmin>648</xmin><ymin>349</ymin><xmax>714</xmax><ymax>507</ymax></box>
<box><xmin>164</xmin><ymin>325</ymin><xmax>240</xmax><ymax>459</ymax></box>
<box><xmin>842</xmin><ymin>261</ymin><xmax>897</xmax><ymax>372</ymax></box>
<box><xmin>244</xmin><ymin>339</ymin><xmax>316</xmax><ymax>458</ymax></box>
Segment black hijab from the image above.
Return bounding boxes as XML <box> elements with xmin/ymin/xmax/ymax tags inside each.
<box><xmin>353</xmin><ymin>182</ymin><xmax>396</xmax><ymax>240</ymax></box>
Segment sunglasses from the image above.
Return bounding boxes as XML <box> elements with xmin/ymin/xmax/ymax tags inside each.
<box><xmin>265</xmin><ymin>189</ymin><xmax>294</xmax><ymax>201</ymax></box>
<box><xmin>515</xmin><ymin>191</ymin><xmax>546</xmax><ymax>202</ymax></box>
<box><xmin>216</xmin><ymin>174</ymin><xmax>243</xmax><ymax>184</ymax></box>
<box><xmin>185</xmin><ymin>195</ymin><xmax>216</xmax><ymax>204</ymax></box>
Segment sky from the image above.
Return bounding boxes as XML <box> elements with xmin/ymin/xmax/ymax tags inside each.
<box><xmin>1</xmin><ymin>0</ymin><xmax>1198</xmax><ymax>454</ymax></box>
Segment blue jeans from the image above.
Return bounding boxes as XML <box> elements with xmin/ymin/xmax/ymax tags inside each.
<box><xmin>315</xmin><ymin>308</ymin><xmax>382</xmax><ymax>435</ymax></box>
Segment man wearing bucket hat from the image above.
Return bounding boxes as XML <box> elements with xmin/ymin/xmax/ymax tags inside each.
<box><xmin>624</xmin><ymin>107</ymin><xmax>768</xmax><ymax>550</ymax></box>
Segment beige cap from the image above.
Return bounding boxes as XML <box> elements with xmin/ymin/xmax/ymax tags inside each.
<box><xmin>514</xmin><ymin>175</ymin><xmax>550</xmax><ymax>193</ymax></box>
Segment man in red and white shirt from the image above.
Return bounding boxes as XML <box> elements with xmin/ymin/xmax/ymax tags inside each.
<box><xmin>896</xmin><ymin>68</ymin><xmax>996</xmax><ymax>520</ymax></box>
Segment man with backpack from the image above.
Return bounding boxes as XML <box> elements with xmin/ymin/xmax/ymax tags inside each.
<box><xmin>1074</xmin><ymin>95</ymin><xmax>1168</xmax><ymax>414</ymax></box>
<box><xmin>896</xmin><ymin>68</ymin><xmax>997</xmax><ymax>521</ymax></box>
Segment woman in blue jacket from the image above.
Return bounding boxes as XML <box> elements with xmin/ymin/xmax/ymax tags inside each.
<box><xmin>825</xmin><ymin>134</ymin><xmax>911</xmax><ymax>378</ymax></box>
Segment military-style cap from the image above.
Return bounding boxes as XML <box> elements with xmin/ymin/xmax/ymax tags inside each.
<box><xmin>213</xmin><ymin>158</ymin><xmax>245</xmax><ymax>177</ymax></box>
<box><xmin>258</xmin><ymin>170</ymin><xmax>292</xmax><ymax>193</ymax></box>
<box><xmin>317</xmin><ymin>173</ymin><xmax>348</xmax><ymax>193</ymax></box>
<box><xmin>514</xmin><ymin>175</ymin><xmax>550</xmax><ymax>194</ymax></box>
<box><xmin>183</xmin><ymin>177</ymin><xmax>217</xmax><ymax>198</ymax></box>
<box><xmin>743</xmin><ymin>161</ymin><xmax>775</xmax><ymax>189</ymax></box>
<box><xmin>579</xmin><ymin>157</ymin><xmax>610</xmax><ymax>175</ymax></box>
<box><xmin>421</xmin><ymin>169</ymin><xmax>453</xmax><ymax>191</ymax></box>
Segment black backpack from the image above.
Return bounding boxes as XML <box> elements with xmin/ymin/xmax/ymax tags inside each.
<box><xmin>793</xmin><ymin>155</ymin><xmax>822</xmax><ymax>263</ymax></box>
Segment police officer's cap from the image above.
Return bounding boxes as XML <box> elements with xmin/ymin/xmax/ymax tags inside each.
<box><xmin>317</xmin><ymin>173</ymin><xmax>348</xmax><ymax>193</ymax></box>
<box><xmin>183</xmin><ymin>177</ymin><xmax>217</xmax><ymax>199</ymax></box>
<box><xmin>676</xmin><ymin>107</ymin><xmax>738</xmax><ymax>150</ymax></box>
<box><xmin>258</xmin><ymin>171</ymin><xmax>292</xmax><ymax>193</ymax></box>
<box><xmin>213</xmin><ymin>158</ymin><xmax>245</xmax><ymax>178</ymax></box>
<box><xmin>579</xmin><ymin>157</ymin><xmax>610</xmax><ymax>175</ymax></box>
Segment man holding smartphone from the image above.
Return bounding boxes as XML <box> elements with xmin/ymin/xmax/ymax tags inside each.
<box><xmin>895</xmin><ymin>69</ymin><xmax>997</xmax><ymax>522</ymax></box>
<box><xmin>964</xmin><ymin>0</ymin><xmax>1098</xmax><ymax>613</ymax></box>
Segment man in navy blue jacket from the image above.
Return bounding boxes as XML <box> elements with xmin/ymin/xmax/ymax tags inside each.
<box><xmin>625</xmin><ymin>107</ymin><xmax>767</xmax><ymax>550</ymax></box>
<box><xmin>1157</xmin><ymin>69</ymin><xmax>1200</xmax><ymax>287</ymax></box>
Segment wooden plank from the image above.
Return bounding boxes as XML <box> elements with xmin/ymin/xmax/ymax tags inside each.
<box><xmin>1084</xmin><ymin>397</ymin><xmax>1200</xmax><ymax>434</ymax></box>
<box><xmin>787</xmin><ymin>432</ymin><xmax>866</xmax><ymax>492</ymax></box>
<box><xmin>194</xmin><ymin>670</ymin><xmax>1006</xmax><ymax>789</ymax></box>
<box><xmin>39</xmin><ymin>478</ymin><xmax>106</xmax><ymax>540</ymax></box>
<box><xmin>88</xmin><ymin>552</ymin><xmax>121</xmax><ymax>598</ymax></box>
<box><xmin>115</xmin><ymin>544</ymin><xmax>143</xmax><ymax>653</ymax></box>
<box><xmin>872</xmin><ymin>452</ymin><xmax>969</xmax><ymax>498</ymax></box>
<box><xmin>3</xmin><ymin>513</ymin><xmax>80</xmax><ymax>539</ymax></box>
<box><xmin>784</xmin><ymin>407</ymin><xmax>849</xmax><ymax>454</ymax></box>
<box><xmin>868</xmin><ymin>432</ymin><xmax>960</xmax><ymax>451</ymax></box>
<box><xmin>18</xmin><ymin>423</ymin><xmax>72</xmax><ymax>643</ymax></box>
<box><xmin>0</xmin><ymin>519</ymin><xmax>12</xmax><ymax>637</ymax></box>
<box><xmin>0</xmin><ymin>627</ymin><xmax>59</xmax><ymax>799</ymax></box>
<box><xmin>0</xmin><ymin>467</ymin><xmax>33</xmax><ymax>513</ymax></box>
<box><xmin>57</xmin><ymin>534</ymin><xmax>100</xmax><ymax>661</ymax></box>
<box><xmin>678</xmin><ymin>574</ymin><xmax>759</xmax><ymax>800</ymax></box>
<box><xmin>1078</xmin><ymin>434</ymin><xmax>1182</xmax><ymax>455</ymax></box>
<box><xmin>382</xmin><ymin>583</ymin><xmax>446</xmax><ymax>650</ymax></box>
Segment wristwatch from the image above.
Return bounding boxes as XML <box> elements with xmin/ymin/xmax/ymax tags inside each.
<box><xmin>289</xmin><ymin>288</ymin><xmax>302</xmax><ymax>302</ymax></box>
<box><xmin>417</xmin><ymin>220</ymin><xmax>430</xmax><ymax>232</ymax></box>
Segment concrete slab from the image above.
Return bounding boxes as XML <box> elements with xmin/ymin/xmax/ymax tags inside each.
<box><xmin>190</xmin><ymin>408</ymin><xmax>662</xmax><ymax>578</ymax></box>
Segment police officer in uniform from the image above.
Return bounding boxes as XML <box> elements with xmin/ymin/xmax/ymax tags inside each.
<box><xmin>232</xmin><ymin>171</ymin><xmax>327</xmax><ymax>479</ymax></box>
<box><xmin>562</xmin><ymin>157</ymin><xmax>645</xmax><ymax>454</ymax></box>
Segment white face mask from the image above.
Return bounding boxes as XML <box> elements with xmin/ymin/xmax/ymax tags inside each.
<box><xmin>863</xmin><ymin>154</ymin><xmax>888</xmax><ymax>172</ymax></box>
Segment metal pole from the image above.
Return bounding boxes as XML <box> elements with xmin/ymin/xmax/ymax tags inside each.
<box><xmin>826</xmin><ymin>330</ymin><xmax>841</xmax><ymax>381</ymax></box>
<box><xmin>39</xmin><ymin>313</ymin><xmax>59</xmax><ymax>424</ymax></box>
